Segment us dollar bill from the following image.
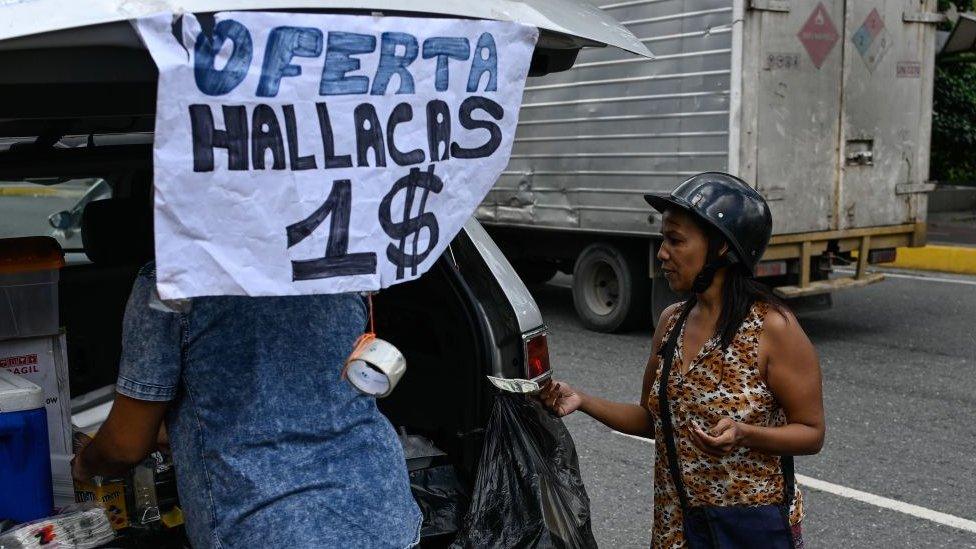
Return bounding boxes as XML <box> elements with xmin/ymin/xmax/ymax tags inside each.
<box><xmin>487</xmin><ymin>375</ymin><xmax>541</xmax><ymax>394</ymax></box>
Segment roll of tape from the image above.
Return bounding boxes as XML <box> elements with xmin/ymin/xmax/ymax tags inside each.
<box><xmin>344</xmin><ymin>334</ymin><xmax>406</xmax><ymax>398</ymax></box>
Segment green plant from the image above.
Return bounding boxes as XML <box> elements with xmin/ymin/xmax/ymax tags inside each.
<box><xmin>938</xmin><ymin>0</ymin><xmax>975</xmax><ymax>12</ymax></box>
<box><xmin>932</xmin><ymin>1</ymin><xmax>976</xmax><ymax>184</ymax></box>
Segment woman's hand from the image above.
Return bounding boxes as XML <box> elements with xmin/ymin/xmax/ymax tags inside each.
<box><xmin>690</xmin><ymin>418</ymin><xmax>747</xmax><ymax>456</ymax></box>
<box><xmin>538</xmin><ymin>380</ymin><xmax>584</xmax><ymax>417</ymax></box>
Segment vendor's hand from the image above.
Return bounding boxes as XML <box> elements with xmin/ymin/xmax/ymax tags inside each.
<box><xmin>71</xmin><ymin>434</ymin><xmax>94</xmax><ymax>484</ymax></box>
<box><xmin>690</xmin><ymin>418</ymin><xmax>747</xmax><ymax>456</ymax></box>
<box><xmin>156</xmin><ymin>423</ymin><xmax>171</xmax><ymax>455</ymax></box>
<box><xmin>538</xmin><ymin>380</ymin><xmax>583</xmax><ymax>417</ymax></box>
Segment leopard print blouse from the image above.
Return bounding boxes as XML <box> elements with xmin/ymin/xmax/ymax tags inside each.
<box><xmin>644</xmin><ymin>300</ymin><xmax>803</xmax><ymax>548</ymax></box>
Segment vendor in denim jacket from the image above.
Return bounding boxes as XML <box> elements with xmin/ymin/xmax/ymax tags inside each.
<box><xmin>72</xmin><ymin>262</ymin><xmax>422</xmax><ymax>548</ymax></box>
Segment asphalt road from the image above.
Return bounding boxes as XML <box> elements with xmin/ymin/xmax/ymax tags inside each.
<box><xmin>533</xmin><ymin>270</ymin><xmax>976</xmax><ymax>548</ymax></box>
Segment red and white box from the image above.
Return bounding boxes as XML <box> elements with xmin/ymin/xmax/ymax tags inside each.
<box><xmin>0</xmin><ymin>334</ymin><xmax>73</xmax><ymax>487</ymax></box>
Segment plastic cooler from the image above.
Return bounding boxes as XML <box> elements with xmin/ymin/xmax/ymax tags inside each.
<box><xmin>0</xmin><ymin>369</ymin><xmax>54</xmax><ymax>523</ymax></box>
<box><xmin>0</xmin><ymin>237</ymin><xmax>64</xmax><ymax>341</ymax></box>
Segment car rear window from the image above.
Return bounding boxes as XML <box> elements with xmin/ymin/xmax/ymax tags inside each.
<box><xmin>0</xmin><ymin>178</ymin><xmax>112</xmax><ymax>261</ymax></box>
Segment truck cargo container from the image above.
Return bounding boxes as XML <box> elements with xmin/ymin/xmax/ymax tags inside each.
<box><xmin>478</xmin><ymin>0</ymin><xmax>943</xmax><ymax>331</ymax></box>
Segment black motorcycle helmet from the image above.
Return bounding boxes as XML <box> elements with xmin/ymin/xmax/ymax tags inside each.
<box><xmin>644</xmin><ymin>172</ymin><xmax>772</xmax><ymax>289</ymax></box>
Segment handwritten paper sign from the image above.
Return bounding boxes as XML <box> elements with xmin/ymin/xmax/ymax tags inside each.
<box><xmin>134</xmin><ymin>12</ymin><xmax>537</xmax><ymax>298</ymax></box>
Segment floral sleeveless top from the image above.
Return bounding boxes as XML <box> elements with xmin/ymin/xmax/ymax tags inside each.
<box><xmin>645</xmin><ymin>301</ymin><xmax>803</xmax><ymax>548</ymax></box>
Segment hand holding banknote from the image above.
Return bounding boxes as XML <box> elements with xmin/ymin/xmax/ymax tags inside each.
<box><xmin>538</xmin><ymin>380</ymin><xmax>583</xmax><ymax>417</ymax></box>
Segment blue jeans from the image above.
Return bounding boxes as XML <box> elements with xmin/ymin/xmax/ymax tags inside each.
<box><xmin>116</xmin><ymin>263</ymin><xmax>422</xmax><ymax>547</ymax></box>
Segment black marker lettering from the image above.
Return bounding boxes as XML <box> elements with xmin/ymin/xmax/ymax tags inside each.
<box><xmin>450</xmin><ymin>96</ymin><xmax>503</xmax><ymax>159</ymax></box>
<box><xmin>286</xmin><ymin>179</ymin><xmax>377</xmax><ymax>280</ymax></box>
<box><xmin>189</xmin><ymin>104</ymin><xmax>249</xmax><ymax>172</ymax></box>
<box><xmin>315</xmin><ymin>103</ymin><xmax>354</xmax><ymax>169</ymax></box>
<box><xmin>283</xmin><ymin>105</ymin><xmax>317</xmax><ymax>170</ymax></box>
<box><xmin>425</xmin><ymin>100</ymin><xmax>451</xmax><ymax>162</ymax></box>
<box><xmin>251</xmin><ymin>104</ymin><xmax>286</xmax><ymax>170</ymax></box>
<box><xmin>353</xmin><ymin>103</ymin><xmax>387</xmax><ymax>167</ymax></box>
<box><xmin>386</xmin><ymin>103</ymin><xmax>425</xmax><ymax>166</ymax></box>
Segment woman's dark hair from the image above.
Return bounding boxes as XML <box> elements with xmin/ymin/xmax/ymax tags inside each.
<box><xmin>698</xmin><ymin>222</ymin><xmax>791</xmax><ymax>350</ymax></box>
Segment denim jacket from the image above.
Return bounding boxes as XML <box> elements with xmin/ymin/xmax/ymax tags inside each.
<box><xmin>116</xmin><ymin>263</ymin><xmax>421</xmax><ymax>548</ymax></box>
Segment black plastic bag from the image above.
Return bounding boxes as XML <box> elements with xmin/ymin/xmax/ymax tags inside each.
<box><xmin>451</xmin><ymin>394</ymin><xmax>598</xmax><ymax>549</ymax></box>
<box><xmin>411</xmin><ymin>464</ymin><xmax>470</xmax><ymax>538</ymax></box>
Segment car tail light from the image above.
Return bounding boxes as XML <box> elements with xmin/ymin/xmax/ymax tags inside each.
<box><xmin>523</xmin><ymin>330</ymin><xmax>551</xmax><ymax>380</ymax></box>
<box><xmin>754</xmin><ymin>260</ymin><xmax>787</xmax><ymax>278</ymax></box>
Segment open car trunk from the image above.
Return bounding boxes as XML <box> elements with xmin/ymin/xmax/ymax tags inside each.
<box><xmin>44</xmin><ymin>175</ymin><xmax>510</xmax><ymax>522</ymax></box>
<box><xmin>0</xmin><ymin>142</ymin><xmax>531</xmax><ymax>539</ymax></box>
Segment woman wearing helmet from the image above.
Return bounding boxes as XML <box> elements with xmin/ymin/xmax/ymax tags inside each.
<box><xmin>540</xmin><ymin>172</ymin><xmax>824</xmax><ymax>548</ymax></box>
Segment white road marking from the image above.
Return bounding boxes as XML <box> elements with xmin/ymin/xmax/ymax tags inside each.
<box><xmin>610</xmin><ymin>431</ymin><xmax>976</xmax><ymax>534</ymax></box>
<box><xmin>612</xmin><ymin>430</ymin><xmax>657</xmax><ymax>443</ymax></box>
<box><xmin>835</xmin><ymin>268</ymin><xmax>976</xmax><ymax>286</ymax></box>
<box><xmin>793</xmin><ymin>475</ymin><xmax>976</xmax><ymax>534</ymax></box>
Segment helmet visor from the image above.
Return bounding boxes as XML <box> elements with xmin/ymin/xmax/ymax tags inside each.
<box><xmin>643</xmin><ymin>193</ymin><xmax>691</xmax><ymax>214</ymax></box>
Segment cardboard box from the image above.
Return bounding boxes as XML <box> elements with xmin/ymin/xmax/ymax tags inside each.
<box><xmin>0</xmin><ymin>334</ymin><xmax>73</xmax><ymax>483</ymax></box>
<box><xmin>52</xmin><ymin>454</ymin><xmax>75</xmax><ymax>508</ymax></box>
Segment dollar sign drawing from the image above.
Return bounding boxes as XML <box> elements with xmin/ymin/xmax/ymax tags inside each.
<box><xmin>379</xmin><ymin>164</ymin><xmax>445</xmax><ymax>279</ymax></box>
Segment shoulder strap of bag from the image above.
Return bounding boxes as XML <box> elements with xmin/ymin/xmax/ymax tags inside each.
<box><xmin>658</xmin><ymin>300</ymin><xmax>797</xmax><ymax>511</ymax></box>
<box><xmin>658</xmin><ymin>300</ymin><xmax>695</xmax><ymax>512</ymax></box>
<box><xmin>782</xmin><ymin>454</ymin><xmax>795</xmax><ymax>506</ymax></box>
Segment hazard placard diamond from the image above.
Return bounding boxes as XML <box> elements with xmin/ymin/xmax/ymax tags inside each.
<box><xmin>797</xmin><ymin>2</ymin><xmax>840</xmax><ymax>70</ymax></box>
<box><xmin>853</xmin><ymin>8</ymin><xmax>889</xmax><ymax>72</ymax></box>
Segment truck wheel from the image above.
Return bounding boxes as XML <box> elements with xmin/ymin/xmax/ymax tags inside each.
<box><xmin>572</xmin><ymin>243</ymin><xmax>650</xmax><ymax>333</ymax></box>
<box><xmin>513</xmin><ymin>261</ymin><xmax>558</xmax><ymax>285</ymax></box>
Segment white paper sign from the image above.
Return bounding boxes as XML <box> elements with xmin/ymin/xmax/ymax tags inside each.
<box><xmin>135</xmin><ymin>12</ymin><xmax>537</xmax><ymax>298</ymax></box>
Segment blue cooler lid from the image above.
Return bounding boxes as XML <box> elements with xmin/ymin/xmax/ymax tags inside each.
<box><xmin>0</xmin><ymin>369</ymin><xmax>43</xmax><ymax>413</ymax></box>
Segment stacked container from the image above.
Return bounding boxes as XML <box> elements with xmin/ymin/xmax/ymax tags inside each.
<box><xmin>0</xmin><ymin>236</ymin><xmax>71</xmax><ymax>507</ymax></box>
<box><xmin>0</xmin><ymin>236</ymin><xmax>62</xmax><ymax>340</ymax></box>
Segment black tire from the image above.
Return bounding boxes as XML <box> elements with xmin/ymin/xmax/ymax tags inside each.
<box><xmin>513</xmin><ymin>260</ymin><xmax>559</xmax><ymax>285</ymax></box>
<box><xmin>571</xmin><ymin>243</ymin><xmax>651</xmax><ymax>333</ymax></box>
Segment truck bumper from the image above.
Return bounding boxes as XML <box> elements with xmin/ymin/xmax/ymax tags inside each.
<box><xmin>765</xmin><ymin>222</ymin><xmax>923</xmax><ymax>296</ymax></box>
<box><xmin>774</xmin><ymin>272</ymin><xmax>885</xmax><ymax>299</ymax></box>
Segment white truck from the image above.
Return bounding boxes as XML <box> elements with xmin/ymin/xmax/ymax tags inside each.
<box><xmin>477</xmin><ymin>0</ymin><xmax>944</xmax><ymax>331</ymax></box>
